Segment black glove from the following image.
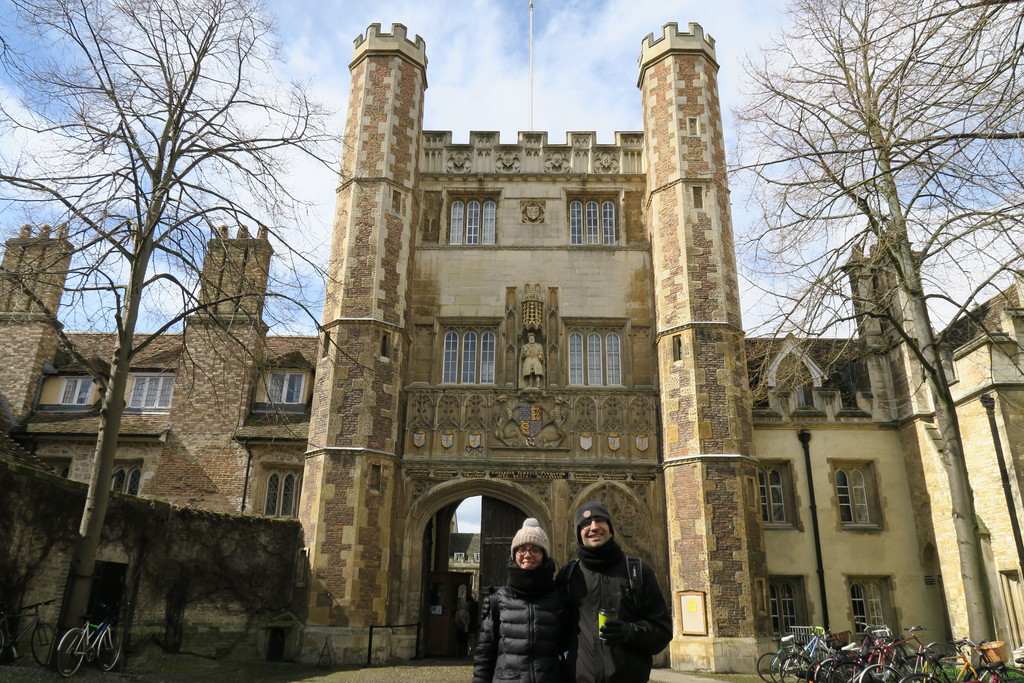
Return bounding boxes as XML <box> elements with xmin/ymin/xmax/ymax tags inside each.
<box><xmin>599</xmin><ymin>618</ymin><xmax>635</xmax><ymax>645</ymax></box>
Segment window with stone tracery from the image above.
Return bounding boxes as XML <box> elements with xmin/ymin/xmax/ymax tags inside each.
<box><xmin>834</xmin><ymin>463</ymin><xmax>881</xmax><ymax>528</ymax></box>
<box><xmin>568</xmin><ymin>199</ymin><xmax>617</xmax><ymax>245</ymax></box>
<box><xmin>568</xmin><ymin>330</ymin><xmax>622</xmax><ymax>385</ymax></box>
<box><xmin>442</xmin><ymin>329</ymin><xmax>497</xmax><ymax>384</ymax></box>
<box><xmin>263</xmin><ymin>469</ymin><xmax>301</xmax><ymax>518</ymax></box>
<box><xmin>449</xmin><ymin>198</ymin><xmax>497</xmax><ymax>245</ymax></box>
<box><xmin>111</xmin><ymin>464</ymin><xmax>142</xmax><ymax>495</ymax></box>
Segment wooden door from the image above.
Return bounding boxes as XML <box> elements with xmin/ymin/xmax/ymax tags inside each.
<box><xmin>424</xmin><ymin>571</ymin><xmax>473</xmax><ymax>656</ymax></box>
<box><xmin>479</xmin><ymin>497</ymin><xmax>527</xmax><ymax>595</ymax></box>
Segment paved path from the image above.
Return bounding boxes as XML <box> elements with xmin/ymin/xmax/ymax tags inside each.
<box><xmin>0</xmin><ymin>658</ymin><xmax>732</xmax><ymax>682</ymax></box>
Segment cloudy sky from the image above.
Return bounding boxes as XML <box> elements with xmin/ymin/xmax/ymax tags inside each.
<box><xmin>265</xmin><ymin>0</ymin><xmax>793</xmax><ymax>340</ymax></box>
<box><xmin>274</xmin><ymin>2</ymin><xmax>796</xmax><ymax>531</ymax></box>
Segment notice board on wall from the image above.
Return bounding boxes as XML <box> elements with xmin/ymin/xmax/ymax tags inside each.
<box><xmin>679</xmin><ymin>591</ymin><xmax>707</xmax><ymax>635</ymax></box>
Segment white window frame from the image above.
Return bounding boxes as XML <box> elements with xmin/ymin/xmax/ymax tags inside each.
<box><xmin>264</xmin><ymin>469</ymin><xmax>301</xmax><ymax>518</ymax></box>
<box><xmin>128</xmin><ymin>374</ymin><xmax>174</xmax><ymax>410</ymax></box>
<box><xmin>441</xmin><ymin>329</ymin><xmax>497</xmax><ymax>384</ymax></box>
<box><xmin>60</xmin><ymin>377</ymin><xmax>94</xmax><ymax>405</ymax></box>
<box><xmin>836</xmin><ymin>465</ymin><xmax>874</xmax><ymax>525</ymax></box>
<box><xmin>453</xmin><ymin>552</ymin><xmax>466</xmax><ymax>562</ymax></box>
<box><xmin>568</xmin><ymin>330</ymin><xmax>623</xmax><ymax>386</ymax></box>
<box><xmin>266</xmin><ymin>370</ymin><xmax>306</xmax><ymax>404</ymax></box>
<box><xmin>569</xmin><ymin>199</ymin><xmax>617</xmax><ymax>245</ymax></box>
<box><xmin>758</xmin><ymin>465</ymin><xmax>789</xmax><ymax>524</ymax></box>
<box><xmin>449</xmin><ymin>199</ymin><xmax>497</xmax><ymax>245</ymax></box>
<box><xmin>850</xmin><ymin>579</ymin><xmax>888</xmax><ymax>631</ymax></box>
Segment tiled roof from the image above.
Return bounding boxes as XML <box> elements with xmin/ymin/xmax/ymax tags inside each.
<box><xmin>943</xmin><ymin>285</ymin><xmax>1020</xmax><ymax>350</ymax></box>
<box><xmin>0</xmin><ymin>412</ymin><xmax>46</xmax><ymax>469</ymax></box>
<box><xmin>53</xmin><ymin>332</ymin><xmax>318</xmax><ymax>373</ymax></box>
<box><xmin>21</xmin><ymin>409</ymin><xmax>170</xmax><ymax>437</ymax></box>
<box><xmin>235</xmin><ymin>411</ymin><xmax>310</xmax><ymax>442</ymax></box>
<box><xmin>56</xmin><ymin>332</ymin><xmax>184</xmax><ymax>372</ymax></box>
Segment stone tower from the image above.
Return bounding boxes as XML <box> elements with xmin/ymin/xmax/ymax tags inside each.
<box><xmin>0</xmin><ymin>224</ymin><xmax>72</xmax><ymax>421</ymax></box>
<box><xmin>639</xmin><ymin>23</ymin><xmax>767</xmax><ymax>669</ymax></box>
<box><xmin>300</xmin><ymin>23</ymin><xmax>426</xmax><ymax>634</ymax></box>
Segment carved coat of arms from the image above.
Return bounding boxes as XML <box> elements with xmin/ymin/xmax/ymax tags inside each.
<box><xmin>441</xmin><ymin>431</ymin><xmax>454</xmax><ymax>449</ymax></box>
<box><xmin>635</xmin><ymin>434</ymin><xmax>649</xmax><ymax>452</ymax></box>
<box><xmin>413</xmin><ymin>431</ymin><xmax>426</xmax><ymax>448</ymax></box>
<box><xmin>608</xmin><ymin>433</ymin><xmax>621</xmax><ymax>451</ymax></box>
<box><xmin>517</xmin><ymin>404</ymin><xmax>544</xmax><ymax>446</ymax></box>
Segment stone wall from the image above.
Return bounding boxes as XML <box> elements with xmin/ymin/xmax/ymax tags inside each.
<box><xmin>0</xmin><ymin>461</ymin><xmax>304</xmax><ymax>663</ymax></box>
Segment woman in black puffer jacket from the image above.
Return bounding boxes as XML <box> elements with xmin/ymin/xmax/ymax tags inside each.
<box><xmin>473</xmin><ymin>518</ymin><xmax>567</xmax><ymax>683</ymax></box>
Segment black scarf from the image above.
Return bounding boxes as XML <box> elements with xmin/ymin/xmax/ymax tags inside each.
<box><xmin>507</xmin><ymin>556</ymin><xmax>556</xmax><ymax>599</ymax></box>
<box><xmin>577</xmin><ymin>537</ymin><xmax>625</xmax><ymax>571</ymax></box>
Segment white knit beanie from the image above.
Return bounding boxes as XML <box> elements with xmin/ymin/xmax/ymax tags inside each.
<box><xmin>510</xmin><ymin>518</ymin><xmax>550</xmax><ymax>558</ymax></box>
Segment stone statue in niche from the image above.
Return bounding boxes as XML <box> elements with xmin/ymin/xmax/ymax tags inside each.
<box><xmin>521</xmin><ymin>201</ymin><xmax>545</xmax><ymax>223</ymax></box>
<box><xmin>520</xmin><ymin>333</ymin><xmax>545</xmax><ymax>388</ymax></box>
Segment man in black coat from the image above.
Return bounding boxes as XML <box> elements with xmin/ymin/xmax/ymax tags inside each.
<box><xmin>557</xmin><ymin>501</ymin><xmax>672</xmax><ymax>683</ymax></box>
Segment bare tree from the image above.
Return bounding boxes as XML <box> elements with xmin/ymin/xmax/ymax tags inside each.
<box><xmin>0</xmin><ymin>0</ymin><xmax>335</xmax><ymax>629</ymax></box>
<box><xmin>735</xmin><ymin>0</ymin><xmax>1024</xmax><ymax>637</ymax></box>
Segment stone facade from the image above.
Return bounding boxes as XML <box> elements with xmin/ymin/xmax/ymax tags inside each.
<box><xmin>2</xmin><ymin>20</ymin><xmax>1024</xmax><ymax>673</ymax></box>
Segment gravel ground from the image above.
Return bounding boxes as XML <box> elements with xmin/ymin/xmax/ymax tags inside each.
<box><xmin>0</xmin><ymin>656</ymin><xmax>474</xmax><ymax>682</ymax></box>
<box><xmin>0</xmin><ymin>657</ymin><xmax>756</xmax><ymax>682</ymax></box>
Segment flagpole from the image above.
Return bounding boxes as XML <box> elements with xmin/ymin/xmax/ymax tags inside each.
<box><xmin>529</xmin><ymin>0</ymin><xmax>534</xmax><ymax>131</ymax></box>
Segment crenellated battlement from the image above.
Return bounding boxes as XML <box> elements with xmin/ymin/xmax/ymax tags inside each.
<box><xmin>351</xmin><ymin>22</ymin><xmax>427</xmax><ymax>70</ymax></box>
<box><xmin>419</xmin><ymin>130</ymin><xmax>645</xmax><ymax>175</ymax></box>
<box><xmin>638</xmin><ymin>21</ymin><xmax>716</xmax><ymax>80</ymax></box>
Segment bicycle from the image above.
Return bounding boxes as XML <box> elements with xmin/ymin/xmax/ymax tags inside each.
<box><xmin>0</xmin><ymin>598</ymin><xmax>56</xmax><ymax>666</ymax></box>
<box><xmin>54</xmin><ymin>608</ymin><xmax>120</xmax><ymax>677</ymax></box>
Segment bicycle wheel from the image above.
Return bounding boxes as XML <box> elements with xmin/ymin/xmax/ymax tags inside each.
<box><xmin>859</xmin><ymin>664</ymin><xmax>905</xmax><ymax>683</ymax></box>
<box><xmin>31</xmin><ymin>621</ymin><xmax>55</xmax><ymax>666</ymax></box>
<box><xmin>97</xmin><ymin>628</ymin><xmax>120</xmax><ymax>671</ymax></box>
<box><xmin>995</xmin><ymin>668</ymin><xmax>1024</xmax><ymax>683</ymax></box>
<box><xmin>781</xmin><ymin>653</ymin><xmax>815</xmax><ymax>683</ymax></box>
<box><xmin>760</xmin><ymin>651</ymin><xmax>783</xmax><ymax>683</ymax></box>
<box><xmin>55</xmin><ymin>627</ymin><xmax>86</xmax><ymax>677</ymax></box>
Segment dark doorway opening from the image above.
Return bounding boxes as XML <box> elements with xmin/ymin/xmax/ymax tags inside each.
<box><xmin>420</xmin><ymin>495</ymin><xmax>526</xmax><ymax>657</ymax></box>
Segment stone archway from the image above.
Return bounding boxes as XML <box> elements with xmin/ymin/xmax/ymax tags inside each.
<box><xmin>397</xmin><ymin>478</ymin><xmax>553</xmax><ymax>630</ymax></box>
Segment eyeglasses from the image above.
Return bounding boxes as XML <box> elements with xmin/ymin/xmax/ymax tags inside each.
<box><xmin>515</xmin><ymin>546</ymin><xmax>543</xmax><ymax>557</ymax></box>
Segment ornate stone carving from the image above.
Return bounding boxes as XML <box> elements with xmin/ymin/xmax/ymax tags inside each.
<box><xmin>408</xmin><ymin>393</ymin><xmax>435</xmax><ymax>429</ymax></box>
<box><xmin>593</xmin><ymin>152</ymin><xmax>619</xmax><ymax>174</ymax></box>
<box><xmin>629</xmin><ymin>396</ymin><xmax>653</xmax><ymax>432</ymax></box>
<box><xmin>446</xmin><ymin>150</ymin><xmax>472</xmax><ymax>173</ymax></box>
<box><xmin>438</xmin><ymin>394</ymin><xmax>461</xmax><ymax>429</ymax></box>
<box><xmin>544</xmin><ymin>151</ymin><xmax>569</xmax><ymax>174</ymax></box>
<box><xmin>602</xmin><ymin>396</ymin><xmax>624</xmax><ymax>432</ymax></box>
<box><xmin>492</xmin><ymin>395</ymin><xmax>567</xmax><ymax>448</ymax></box>
<box><xmin>495</xmin><ymin>151</ymin><xmax>521</xmax><ymax>174</ymax></box>
<box><xmin>521</xmin><ymin>201</ymin><xmax>545</xmax><ymax>223</ymax></box>
<box><xmin>575</xmin><ymin>396</ymin><xmax>597</xmax><ymax>431</ymax></box>
<box><xmin>465</xmin><ymin>394</ymin><xmax>487</xmax><ymax>430</ymax></box>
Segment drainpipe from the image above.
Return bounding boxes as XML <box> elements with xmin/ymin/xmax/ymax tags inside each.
<box><xmin>240</xmin><ymin>440</ymin><xmax>253</xmax><ymax>513</ymax></box>
<box><xmin>979</xmin><ymin>394</ymin><xmax>1024</xmax><ymax>578</ymax></box>
<box><xmin>799</xmin><ymin>429</ymin><xmax>830</xmax><ymax>631</ymax></box>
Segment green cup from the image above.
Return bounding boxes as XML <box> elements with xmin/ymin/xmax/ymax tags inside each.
<box><xmin>598</xmin><ymin>608</ymin><xmax>618</xmax><ymax>638</ymax></box>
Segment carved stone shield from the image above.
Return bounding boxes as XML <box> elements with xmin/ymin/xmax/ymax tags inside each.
<box><xmin>579</xmin><ymin>432</ymin><xmax>593</xmax><ymax>451</ymax></box>
<box><xmin>517</xmin><ymin>404</ymin><xmax>544</xmax><ymax>446</ymax></box>
<box><xmin>441</xmin><ymin>431</ymin><xmax>454</xmax><ymax>449</ymax></box>
<box><xmin>467</xmin><ymin>432</ymin><xmax>482</xmax><ymax>453</ymax></box>
<box><xmin>413</xmin><ymin>431</ymin><xmax>426</xmax><ymax>448</ymax></box>
<box><xmin>635</xmin><ymin>434</ymin><xmax>649</xmax><ymax>452</ymax></box>
<box><xmin>608</xmin><ymin>433</ymin><xmax>621</xmax><ymax>451</ymax></box>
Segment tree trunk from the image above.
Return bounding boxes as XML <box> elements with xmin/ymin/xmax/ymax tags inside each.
<box><xmin>58</xmin><ymin>240</ymin><xmax>152</xmax><ymax>631</ymax></box>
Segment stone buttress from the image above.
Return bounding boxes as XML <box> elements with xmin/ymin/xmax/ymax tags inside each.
<box><xmin>639</xmin><ymin>23</ymin><xmax>768</xmax><ymax>669</ymax></box>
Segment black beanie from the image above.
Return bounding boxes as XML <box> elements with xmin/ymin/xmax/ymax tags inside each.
<box><xmin>573</xmin><ymin>501</ymin><xmax>614</xmax><ymax>535</ymax></box>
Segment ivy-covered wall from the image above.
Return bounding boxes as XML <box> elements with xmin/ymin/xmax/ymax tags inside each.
<box><xmin>0</xmin><ymin>461</ymin><xmax>306</xmax><ymax>662</ymax></box>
